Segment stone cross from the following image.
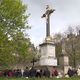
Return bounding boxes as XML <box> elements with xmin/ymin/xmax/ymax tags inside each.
<box><xmin>42</xmin><ymin>5</ymin><xmax>55</xmax><ymax>37</ymax></box>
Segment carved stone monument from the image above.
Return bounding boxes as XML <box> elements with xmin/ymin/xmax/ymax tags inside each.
<box><xmin>59</xmin><ymin>39</ymin><xmax>69</xmax><ymax>74</ymax></box>
<box><xmin>39</xmin><ymin>5</ymin><xmax>57</xmax><ymax>67</ymax></box>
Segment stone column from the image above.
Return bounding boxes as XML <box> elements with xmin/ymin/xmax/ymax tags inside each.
<box><xmin>59</xmin><ymin>39</ymin><xmax>69</xmax><ymax>75</ymax></box>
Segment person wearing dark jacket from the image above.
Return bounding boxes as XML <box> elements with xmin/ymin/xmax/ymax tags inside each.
<box><xmin>43</xmin><ymin>67</ymin><xmax>50</xmax><ymax>77</ymax></box>
<box><xmin>67</xmin><ymin>68</ymin><xmax>73</xmax><ymax>77</ymax></box>
<box><xmin>29</xmin><ymin>67</ymin><xmax>36</xmax><ymax>77</ymax></box>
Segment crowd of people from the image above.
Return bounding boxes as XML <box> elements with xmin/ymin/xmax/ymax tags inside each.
<box><xmin>0</xmin><ymin>67</ymin><xmax>58</xmax><ymax>78</ymax></box>
<box><xmin>0</xmin><ymin>66</ymin><xmax>80</xmax><ymax>78</ymax></box>
<box><xmin>67</xmin><ymin>67</ymin><xmax>80</xmax><ymax>77</ymax></box>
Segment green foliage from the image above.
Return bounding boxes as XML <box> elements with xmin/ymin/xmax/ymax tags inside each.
<box><xmin>65</xmin><ymin>34</ymin><xmax>80</xmax><ymax>67</ymax></box>
<box><xmin>0</xmin><ymin>0</ymin><xmax>34</xmax><ymax>68</ymax></box>
<box><xmin>53</xmin><ymin>27</ymin><xmax>80</xmax><ymax>67</ymax></box>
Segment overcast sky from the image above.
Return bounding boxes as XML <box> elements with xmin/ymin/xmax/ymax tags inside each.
<box><xmin>23</xmin><ymin>0</ymin><xmax>80</xmax><ymax>46</ymax></box>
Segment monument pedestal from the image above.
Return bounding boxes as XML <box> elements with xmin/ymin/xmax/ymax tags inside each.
<box><xmin>39</xmin><ymin>37</ymin><xmax>57</xmax><ymax>66</ymax></box>
<box><xmin>59</xmin><ymin>53</ymin><xmax>69</xmax><ymax>75</ymax></box>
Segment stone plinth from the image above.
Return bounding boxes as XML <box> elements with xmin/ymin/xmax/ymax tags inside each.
<box><xmin>39</xmin><ymin>37</ymin><xmax>57</xmax><ymax>66</ymax></box>
<box><xmin>59</xmin><ymin>54</ymin><xmax>69</xmax><ymax>74</ymax></box>
<box><xmin>59</xmin><ymin>39</ymin><xmax>69</xmax><ymax>75</ymax></box>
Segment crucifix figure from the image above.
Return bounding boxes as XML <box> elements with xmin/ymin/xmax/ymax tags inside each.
<box><xmin>42</xmin><ymin>5</ymin><xmax>55</xmax><ymax>37</ymax></box>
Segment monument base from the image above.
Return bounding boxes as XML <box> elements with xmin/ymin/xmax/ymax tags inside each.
<box><xmin>39</xmin><ymin>37</ymin><xmax>57</xmax><ymax>67</ymax></box>
<box><xmin>39</xmin><ymin>57</ymin><xmax>57</xmax><ymax>66</ymax></box>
